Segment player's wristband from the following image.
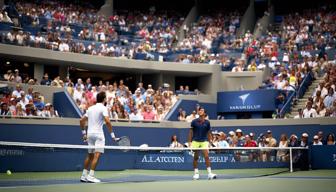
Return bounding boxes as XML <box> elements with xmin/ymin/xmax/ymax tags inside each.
<box><xmin>110</xmin><ymin>132</ymin><xmax>116</xmax><ymax>139</ymax></box>
<box><xmin>81</xmin><ymin>130</ymin><xmax>86</xmax><ymax>135</ymax></box>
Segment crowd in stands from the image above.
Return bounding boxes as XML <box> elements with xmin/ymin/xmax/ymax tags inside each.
<box><xmin>67</xmin><ymin>78</ymin><xmax>177</xmax><ymax>121</ymax></box>
<box><xmin>1</xmin><ymin>68</ymin><xmax>178</xmax><ymax>120</ymax></box>
<box><xmin>0</xmin><ymin>83</ymin><xmax>59</xmax><ymax>118</ymax></box>
<box><xmin>169</xmin><ymin>129</ymin><xmax>335</xmax><ymax>163</ymax></box>
<box><xmin>0</xmin><ymin>1</ymin><xmax>334</xmax><ymax>74</ymax></box>
<box><xmin>1</xmin><ymin>1</ymin><xmax>335</xmax><ymax>120</ymax></box>
<box><xmin>1</xmin><ymin>0</ymin><xmax>184</xmax><ymax>59</ymax></box>
<box><xmin>176</xmin><ymin>11</ymin><xmax>242</xmax><ymax>64</ymax></box>
<box><xmin>294</xmin><ymin>63</ymin><xmax>336</xmax><ymax>118</ymax></box>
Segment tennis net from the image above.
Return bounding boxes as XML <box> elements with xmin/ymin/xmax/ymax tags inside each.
<box><xmin>0</xmin><ymin>141</ymin><xmax>308</xmax><ymax>174</ymax></box>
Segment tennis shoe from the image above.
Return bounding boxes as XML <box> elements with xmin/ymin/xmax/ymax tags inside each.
<box><xmin>208</xmin><ymin>173</ymin><xmax>217</xmax><ymax>180</ymax></box>
<box><xmin>192</xmin><ymin>173</ymin><xmax>200</xmax><ymax>180</ymax></box>
<box><xmin>80</xmin><ymin>175</ymin><xmax>88</xmax><ymax>182</ymax></box>
<box><xmin>86</xmin><ymin>175</ymin><xmax>101</xmax><ymax>183</ymax></box>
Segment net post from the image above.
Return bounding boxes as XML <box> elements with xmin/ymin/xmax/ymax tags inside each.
<box><xmin>289</xmin><ymin>147</ymin><xmax>293</xmax><ymax>173</ymax></box>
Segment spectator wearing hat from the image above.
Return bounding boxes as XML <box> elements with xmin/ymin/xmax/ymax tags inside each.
<box><xmin>217</xmin><ymin>132</ymin><xmax>229</xmax><ymax>148</ymax></box>
<box><xmin>14</xmin><ymin>69</ymin><xmax>22</xmax><ymax>83</ymax></box>
<box><xmin>259</xmin><ymin>137</ymin><xmax>270</xmax><ymax>162</ymax></box>
<box><xmin>211</xmin><ymin>131</ymin><xmax>220</xmax><ymax>147</ymax></box>
<box><xmin>33</xmin><ymin>96</ymin><xmax>45</xmax><ymax>112</ymax></box>
<box><xmin>300</xmin><ymin>133</ymin><xmax>309</xmax><ymax>147</ymax></box>
<box><xmin>227</xmin><ymin>131</ymin><xmax>236</xmax><ymax>147</ymax></box>
<box><xmin>40</xmin><ymin>73</ymin><xmax>51</xmax><ymax>86</ymax></box>
<box><xmin>235</xmin><ymin>129</ymin><xmax>245</xmax><ymax>147</ymax></box>
<box><xmin>289</xmin><ymin>134</ymin><xmax>299</xmax><ymax>147</ymax></box>
<box><xmin>244</xmin><ymin>135</ymin><xmax>257</xmax><ymax>147</ymax></box>
<box><xmin>41</xmin><ymin>103</ymin><xmax>58</xmax><ymax>117</ymax></box>
<box><xmin>266</xmin><ymin>130</ymin><xmax>277</xmax><ymax>147</ymax></box>
<box><xmin>298</xmin><ymin>133</ymin><xmax>309</xmax><ymax>170</ymax></box>
<box><xmin>8</xmin><ymin>97</ymin><xmax>17</xmax><ymax>113</ymax></box>
<box><xmin>249</xmin><ymin>133</ymin><xmax>257</xmax><ymax>146</ymax></box>
<box><xmin>312</xmin><ymin>135</ymin><xmax>322</xmax><ymax>145</ymax></box>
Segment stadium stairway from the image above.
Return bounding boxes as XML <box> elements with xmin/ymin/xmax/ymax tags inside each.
<box><xmin>289</xmin><ymin>76</ymin><xmax>324</xmax><ymax>117</ymax></box>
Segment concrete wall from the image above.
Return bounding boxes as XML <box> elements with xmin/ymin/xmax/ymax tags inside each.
<box><xmin>237</xmin><ymin>0</ymin><xmax>256</xmax><ymax>36</ymax></box>
<box><xmin>0</xmin><ymin>0</ymin><xmax>4</xmax><ymax>8</ymax></box>
<box><xmin>0</xmin><ymin>44</ymin><xmax>264</xmax><ymax>101</ymax></box>
<box><xmin>33</xmin><ymin>63</ymin><xmax>44</xmax><ymax>83</ymax></box>
<box><xmin>178</xmin><ymin>2</ymin><xmax>199</xmax><ymax>44</ymax></box>
<box><xmin>220</xmin><ymin>71</ymin><xmax>263</xmax><ymax>91</ymax></box>
<box><xmin>0</xmin><ymin>43</ymin><xmax>223</xmax><ymax>100</ymax></box>
<box><xmin>98</xmin><ymin>0</ymin><xmax>114</xmax><ymax>17</ymax></box>
<box><xmin>254</xmin><ymin>5</ymin><xmax>275</xmax><ymax>38</ymax></box>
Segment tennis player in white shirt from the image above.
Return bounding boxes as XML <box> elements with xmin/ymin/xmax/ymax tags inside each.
<box><xmin>80</xmin><ymin>92</ymin><xmax>118</xmax><ymax>183</ymax></box>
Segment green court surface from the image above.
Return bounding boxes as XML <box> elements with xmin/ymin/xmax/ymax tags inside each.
<box><xmin>0</xmin><ymin>169</ymin><xmax>335</xmax><ymax>192</ymax></box>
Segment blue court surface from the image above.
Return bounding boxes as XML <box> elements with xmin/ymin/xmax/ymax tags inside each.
<box><xmin>0</xmin><ymin>169</ymin><xmax>335</xmax><ymax>192</ymax></box>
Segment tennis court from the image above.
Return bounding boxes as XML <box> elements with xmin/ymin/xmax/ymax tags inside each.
<box><xmin>1</xmin><ymin>169</ymin><xmax>335</xmax><ymax>192</ymax></box>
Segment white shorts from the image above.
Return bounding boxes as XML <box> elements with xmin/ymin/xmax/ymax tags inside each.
<box><xmin>87</xmin><ymin>133</ymin><xmax>105</xmax><ymax>153</ymax></box>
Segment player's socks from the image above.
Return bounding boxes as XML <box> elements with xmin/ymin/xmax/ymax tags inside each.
<box><xmin>194</xmin><ymin>168</ymin><xmax>199</xmax><ymax>174</ymax></box>
<box><xmin>207</xmin><ymin>167</ymin><xmax>212</xmax><ymax>174</ymax></box>
<box><xmin>80</xmin><ymin>169</ymin><xmax>89</xmax><ymax>182</ymax></box>
<box><xmin>89</xmin><ymin>170</ymin><xmax>95</xmax><ymax>176</ymax></box>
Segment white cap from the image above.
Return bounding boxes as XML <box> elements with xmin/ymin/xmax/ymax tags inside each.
<box><xmin>313</xmin><ymin>135</ymin><xmax>319</xmax><ymax>139</ymax></box>
<box><xmin>302</xmin><ymin>133</ymin><xmax>309</xmax><ymax>137</ymax></box>
<box><xmin>235</xmin><ymin>129</ymin><xmax>242</xmax><ymax>133</ymax></box>
<box><xmin>229</xmin><ymin>131</ymin><xmax>235</xmax><ymax>136</ymax></box>
<box><xmin>139</xmin><ymin>144</ymin><xmax>149</xmax><ymax>148</ymax></box>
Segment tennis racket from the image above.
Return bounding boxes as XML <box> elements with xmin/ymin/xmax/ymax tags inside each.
<box><xmin>116</xmin><ymin>136</ymin><xmax>131</xmax><ymax>152</ymax></box>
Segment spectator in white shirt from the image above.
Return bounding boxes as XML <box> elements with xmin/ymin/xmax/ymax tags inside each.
<box><xmin>73</xmin><ymin>86</ymin><xmax>83</xmax><ymax>102</ymax></box>
<box><xmin>303</xmin><ymin>101</ymin><xmax>318</xmax><ymax>118</ymax></box>
<box><xmin>59</xmin><ymin>41</ymin><xmax>70</xmax><ymax>52</ymax></box>
<box><xmin>217</xmin><ymin>132</ymin><xmax>230</xmax><ymax>148</ymax></box>
<box><xmin>12</xmin><ymin>84</ymin><xmax>22</xmax><ymax>98</ymax></box>
<box><xmin>169</xmin><ymin>135</ymin><xmax>184</xmax><ymax>148</ymax></box>
<box><xmin>186</xmin><ymin>110</ymin><xmax>197</xmax><ymax>122</ymax></box>
<box><xmin>128</xmin><ymin>109</ymin><xmax>143</xmax><ymax>121</ymax></box>
<box><xmin>312</xmin><ymin>135</ymin><xmax>323</xmax><ymax>145</ymax></box>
